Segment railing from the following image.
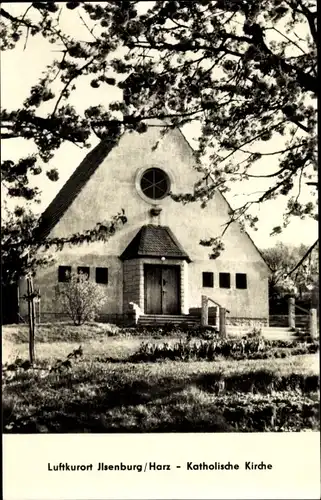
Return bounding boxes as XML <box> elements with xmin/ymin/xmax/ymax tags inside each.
<box><xmin>294</xmin><ymin>303</ymin><xmax>310</xmax><ymax>314</ymax></box>
<box><xmin>201</xmin><ymin>295</ymin><xmax>229</xmax><ymax>337</ymax></box>
<box><xmin>202</xmin><ymin>296</ymin><xmax>318</xmax><ymax>339</ymax></box>
<box><xmin>207</xmin><ymin>296</ymin><xmax>230</xmax><ymax>313</ymax></box>
<box><xmin>17</xmin><ymin>313</ymin><xmax>26</xmax><ymax>324</ymax></box>
<box><xmin>288</xmin><ymin>297</ymin><xmax>318</xmax><ymax>338</ymax></box>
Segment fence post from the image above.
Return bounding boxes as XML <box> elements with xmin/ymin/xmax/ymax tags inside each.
<box><xmin>219</xmin><ymin>307</ymin><xmax>226</xmax><ymax>337</ymax></box>
<box><xmin>27</xmin><ymin>276</ymin><xmax>35</xmax><ymax>364</ymax></box>
<box><xmin>201</xmin><ymin>295</ymin><xmax>208</xmax><ymax>326</ymax></box>
<box><xmin>288</xmin><ymin>296</ymin><xmax>295</xmax><ymax>329</ymax></box>
<box><xmin>309</xmin><ymin>308</ymin><xmax>317</xmax><ymax>339</ymax></box>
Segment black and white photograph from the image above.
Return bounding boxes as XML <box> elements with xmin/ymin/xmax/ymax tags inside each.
<box><xmin>2</xmin><ymin>0</ymin><xmax>319</xmax><ymax>444</ymax></box>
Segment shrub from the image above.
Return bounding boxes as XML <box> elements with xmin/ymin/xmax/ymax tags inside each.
<box><xmin>131</xmin><ymin>337</ymin><xmax>319</xmax><ymax>362</ymax></box>
<box><xmin>55</xmin><ymin>272</ymin><xmax>107</xmax><ymax>326</ymax></box>
<box><xmin>247</xmin><ymin>327</ymin><xmax>262</xmax><ymax>338</ymax></box>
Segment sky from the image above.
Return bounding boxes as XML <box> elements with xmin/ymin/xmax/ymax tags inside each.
<box><xmin>1</xmin><ymin>2</ymin><xmax>318</xmax><ymax>250</ymax></box>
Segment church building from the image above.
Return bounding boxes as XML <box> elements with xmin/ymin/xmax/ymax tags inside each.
<box><xmin>19</xmin><ymin>122</ymin><xmax>270</xmax><ymax>327</ymax></box>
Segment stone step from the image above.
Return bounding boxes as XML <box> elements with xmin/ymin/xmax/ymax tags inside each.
<box><xmin>138</xmin><ymin>322</ymin><xmax>200</xmax><ymax>326</ymax></box>
<box><xmin>226</xmin><ymin>326</ymin><xmax>302</xmax><ymax>341</ymax></box>
<box><xmin>139</xmin><ymin>315</ymin><xmax>199</xmax><ymax>320</ymax></box>
<box><xmin>136</xmin><ymin>317</ymin><xmax>311</xmax><ymax>340</ymax></box>
<box><xmin>227</xmin><ymin>329</ymin><xmax>308</xmax><ymax>341</ymax></box>
<box><xmin>270</xmin><ymin>323</ymin><xmax>308</xmax><ymax>328</ymax></box>
<box><xmin>138</xmin><ymin>315</ymin><xmax>200</xmax><ymax>326</ymax></box>
<box><xmin>227</xmin><ymin>326</ymin><xmax>292</xmax><ymax>333</ymax></box>
<box><xmin>138</xmin><ymin>323</ymin><xmax>200</xmax><ymax>328</ymax></box>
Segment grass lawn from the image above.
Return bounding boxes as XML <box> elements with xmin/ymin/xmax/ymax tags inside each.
<box><xmin>2</xmin><ymin>322</ymin><xmax>176</xmax><ymax>363</ymax></box>
<box><xmin>2</xmin><ymin>323</ymin><xmax>320</xmax><ymax>433</ymax></box>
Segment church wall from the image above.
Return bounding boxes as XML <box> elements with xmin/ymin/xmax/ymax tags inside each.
<box><xmin>21</xmin><ymin>124</ymin><xmax>269</xmax><ymax>322</ymax></box>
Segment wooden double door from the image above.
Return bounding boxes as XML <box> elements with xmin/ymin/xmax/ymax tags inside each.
<box><xmin>144</xmin><ymin>265</ymin><xmax>180</xmax><ymax>315</ymax></box>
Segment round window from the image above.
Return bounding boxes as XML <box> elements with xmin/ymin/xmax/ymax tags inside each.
<box><xmin>140</xmin><ymin>168</ymin><xmax>170</xmax><ymax>200</ymax></box>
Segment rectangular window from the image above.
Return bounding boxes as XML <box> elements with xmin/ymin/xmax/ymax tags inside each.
<box><xmin>202</xmin><ymin>272</ymin><xmax>214</xmax><ymax>288</ymax></box>
<box><xmin>236</xmin><ymin>273</ymin><xmax>247</xmax><ymax>289</ymax></box>
<box><xmin>58</xmin><ymin>265</ymin><xmax>71</xmax><ymax>282</ymax></box>
<box><xmin>96</xmin><ymin>267</ymin><xmax>108</xmax><ymax>285</ymax></box>
<box><xmin>219</xmin><ymin>272</ymin><xmax>231</xmax><ymax>289</ymax></box>
<box><xmin>77</xmin><ymin>266</ymin><xmax>90</xmax><ymax>278</ymax></box>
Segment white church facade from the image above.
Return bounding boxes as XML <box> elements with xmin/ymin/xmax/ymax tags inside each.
<box><xmin>19</xmin><ymin>123</ymin><xmax>270</xmax><ymax>326</ymax></box>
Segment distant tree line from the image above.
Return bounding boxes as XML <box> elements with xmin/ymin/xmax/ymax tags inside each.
<box><xmin>262</xmin><ymin>241</ymin><xmax>319</xmax><ymax>314</ymax></box>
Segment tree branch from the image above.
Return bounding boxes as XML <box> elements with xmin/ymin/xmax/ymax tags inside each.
<box><xmin>297</xmin><ymin>0</ymin><xmax>317</xmax><ymax>44</ymax></box>
<box><xmin>51</xmin><ymin>56</ymin><xmax>96</xmax><ymax>117</ymax></box>
<box><xmin>239</xmin><ymin>142</ymin><xmax>306</xmax><ymax>157</ymax></box>
<box><xmin>267</xmin><ymin>26</ymin><xmax>307</xmax><ymax>55</ymax></box>
<box><xmin>243</xmin><ymin>21</ymin><xmax>317</xmax><ymax>94</ymax></box>
<box><xmin>132</xmin><ymin>39</ymin><xmax>244</xmax><ymax>58</ymax></box>
<box><xmin>287</xmin><ymin>116</ymin><xmax>311</xmax><ymax>133</ymax></box>
<box><xmin>1</xmin><ymin>133</ymin><xmax>20</xmax><ymax>139</ymax></box>
<box><xmin>0</xmin><ymin>7</ymin><xmax>38</xmax><ymax>30</ymax></box>
<box><xmin>286</xmin><ymin>239</ymin><xmax>319</xmax><ymax>277</ymax></box>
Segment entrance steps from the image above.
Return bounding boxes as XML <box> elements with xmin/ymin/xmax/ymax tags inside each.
<box><xmin>137</xmin><ymin>314</ymin><xmax>200</xmax><ymax>327</ymax></box>
<box><xmin>227</xmin><ymin>325</ymin><xmax>308</xmax><ymax>341</ymax></box>
<box><xmin>137</xmin><ymin>315</ymin><xmax>310</xmax><ymax>341</ymax></box>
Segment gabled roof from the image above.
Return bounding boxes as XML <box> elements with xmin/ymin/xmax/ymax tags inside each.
<box><xmin>120</xmin><ymin>225</ymin><xmax>191</xmax><ymax>262</ymax></box>
<box><xmin>33</xmin><ymin>123</ymin><xmax>269</xmax><ymax>272</ymax></box>
<box><xmin>34</xmin><ymin>137</ymin><xmax>119</xmax><ymax>240</ymax></box>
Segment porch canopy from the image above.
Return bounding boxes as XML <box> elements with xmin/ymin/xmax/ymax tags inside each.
<box><xmin>120</xmin><ymin>224</ymin><xmax>191</xmax><ymax>262</ymax></box>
